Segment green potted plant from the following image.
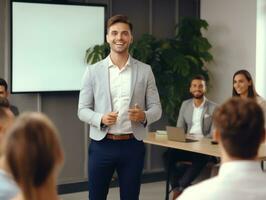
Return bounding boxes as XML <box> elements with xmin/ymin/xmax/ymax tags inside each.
<box><xmin>85</xmin><ymin>17</ymin><xmax>213</xmax><ymax>125</ymax></box>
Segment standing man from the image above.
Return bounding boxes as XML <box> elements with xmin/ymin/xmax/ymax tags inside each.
<box><xmin>163</xmin><ymin>75</ymin><xmax>217</xmax><ymax>199</ymax></box>
<box><xmin>178</xmin><ymin>97</ymin><xmax>266</xmax><ymax>200</ymax></box>
<box><xmin>0</xmin><ymin>78</ymin><xmax>19</xmax><ymax>116</ymax></box>
<box><xmin>78</xmin><ymin>15</ymin><xmax>162</xmax><ymax>200</ymax></box>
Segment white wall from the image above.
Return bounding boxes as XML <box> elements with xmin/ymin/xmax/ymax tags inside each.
<box><xmin>201</xmin><ymin>0</ymin><xmax>257</xmax><ymax>103</ymax></box>
<box><xmin>256</xmin><ymin>0</ymin><xmax>266</xmax><ymax>98</ymax></box>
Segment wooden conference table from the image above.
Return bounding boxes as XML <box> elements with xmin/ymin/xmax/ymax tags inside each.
<box><xmin>144</xmin><ymin>132</ymin><xmax>266</xmax><ymax>200</ymax></box>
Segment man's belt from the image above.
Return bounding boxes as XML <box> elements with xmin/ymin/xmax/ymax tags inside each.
<box><xmin>106</xmin><ymin>133</ymin><xmax>134</xmax><ymax>140</ymax></box>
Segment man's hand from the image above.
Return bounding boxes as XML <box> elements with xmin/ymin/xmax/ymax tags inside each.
<box><xmin>101</xmin><ymin>112</ymin><xmax>118</xmax><ymax>126</ymax></box>
<box><xmin>128</xmin><ymin>104</ymin><xmax>145</xmax><ymax>123</ymax></box>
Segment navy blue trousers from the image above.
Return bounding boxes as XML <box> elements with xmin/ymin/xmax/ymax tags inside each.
<box><xmin>88</xmin><ymin>137</ymin><xmax>145</xmax><ymax>200</ymax></box>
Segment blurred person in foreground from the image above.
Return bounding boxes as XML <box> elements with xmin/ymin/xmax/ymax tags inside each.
<box><xmin>3</xmin><ymin>112</ymin><xmax>64</xmax><ymax>200</ymax></box>
<box><xmin>178</xmin><ymin>97</ymin><xmax>266</xmax><ymax>200</ymax></box>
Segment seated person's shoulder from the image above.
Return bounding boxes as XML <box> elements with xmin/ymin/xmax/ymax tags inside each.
<box><xmin>179</xmin><ymin>177</ymin><xmax>219</xmax><ymax>200</ymax></box>
<box><xmin>10</xmin><ymin>105</ymin><xmax>19</xmax><ymax>116</ymax></box>
<box><xmin>206</xmin><ymin>99</ymin><xmax>218</xmax><ymax>108</ymax></box>
<box><xmin>257</xmin><ymin>96</ymin><xmax>266</xmax><ymax>108</ymax></box>
<box><xmin>182</xmin><ymin>99</ymin><xmax>193</xmax><ymax>106</ymax></box>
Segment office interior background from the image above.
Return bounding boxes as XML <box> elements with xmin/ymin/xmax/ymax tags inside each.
<box><xmin>0</xmin><ymin>0</ymin><xmax>266</xmax><ymax>192</ymax></box>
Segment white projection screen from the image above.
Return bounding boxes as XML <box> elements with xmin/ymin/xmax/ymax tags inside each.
<box><xmin>11</xmin><ymin>1</ymin><xmax>105</xmax><ymax>92</ymax></box>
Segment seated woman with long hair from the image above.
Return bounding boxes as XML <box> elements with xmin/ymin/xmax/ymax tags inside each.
<box><xmin>2</xmin><ymin>112</ymin><xmax>64</xmax><ymax>200</ymax></box>
<box><xmin>232</xmin><ymin>69</ymin><xmax>266</xmax><ymax>126</ymax></box>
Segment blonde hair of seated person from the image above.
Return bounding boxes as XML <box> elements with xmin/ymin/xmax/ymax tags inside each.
<box><xmin>3</xmin><ymin>112</ymin><xmax>64</xmax><ymax>200</ymax></box>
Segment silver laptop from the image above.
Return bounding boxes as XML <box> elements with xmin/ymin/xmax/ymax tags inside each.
<box><xmin>166</xmin><ymin>126</ymin><xmax>198</xmax><ymax>142</ymax></box>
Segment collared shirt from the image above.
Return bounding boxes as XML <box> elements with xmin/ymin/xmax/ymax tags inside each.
<box><xmin>188</xmin><ymin>98</ymin><xmax>205</xmax><ymax>138</ymax></box>
<box><xmin>0</xmin><ymin>169</ymin><xmax>20</xmax><ymax>200</ymax></box>
<box><xmin>178</xmin><ymin>161</ymin><xmax>266</xmax><ymax>200</ymax></box>
<box><xmin>108</xmin><ymin>56</ymin><xmax>132</xmax><ymax>134</ymax></box>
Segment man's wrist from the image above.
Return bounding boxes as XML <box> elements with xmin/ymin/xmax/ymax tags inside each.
<box><xmin>100</xmin><ymin>121</ymin><xmax>107</xmax><ymax>128</ymax></box>
<box><xmin>141</xmin><ymin>113</ymin><xmax>147</xmax><ymax>126</ymax></box>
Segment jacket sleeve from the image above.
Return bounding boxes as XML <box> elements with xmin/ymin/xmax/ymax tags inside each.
<box><xmin>206</xmin><ymin>102</ymin><xmax>218</xmax><ymax>138</ymax></box>
<box><xmin>77</xmin><ymin>67</ymin><xmax>103</xmax><ymax>130</ymax></box>
<box><xmin>176</xmin><ymin>102</ymin><xmax>187</xmax><ymax>132</ymax></box>
<box><xmin>144</xmin><ymin>67</ymin><xmax>162</xmax><ymax>126</ymax></box>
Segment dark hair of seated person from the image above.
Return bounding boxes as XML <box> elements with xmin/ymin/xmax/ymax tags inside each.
<box><xmin>213</xmin><ymin>97</ymin><xmax>265</xmax><ymax>159</ymax></box>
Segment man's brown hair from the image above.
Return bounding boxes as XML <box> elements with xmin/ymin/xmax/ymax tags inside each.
<box><xmin>213</xmin><ymin>97</ymin><xmax>265</xmax><ymax>159</ymax></box>
<box><xmin>0</xmin><ymin>78</ymin><xmax>8</xmax><ymax>91</ymax></box>
<box><xmin>189</xmin><ymin>74</ymin><xmax>206</xmax><ymax>86</ymax></box>
<box><xmin>107</xmin><ymin>14</ymin><xmax>133</xmax><ymax>32</ymax></box>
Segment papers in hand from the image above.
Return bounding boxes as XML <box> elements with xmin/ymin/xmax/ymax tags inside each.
<box><xmin>156</xmin><ymin>130</ymin><xmax>167</xmax><ymax>135</ymax></box>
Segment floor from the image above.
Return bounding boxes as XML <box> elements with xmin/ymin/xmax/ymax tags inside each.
<box><xmin>60</xmin><ymin>162</ymin><xmax>218</xmax><ymax>200</ymax></box>
<box><xmin>60</xmin><ymin>181</ymin><xmax>171</xmax><ymax>200</ymax></box>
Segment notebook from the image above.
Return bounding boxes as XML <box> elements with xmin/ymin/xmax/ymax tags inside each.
<box><xmin>166</xmin><ymin>126</ymin><xmax>198</xmax><ymax>143</ymax></box>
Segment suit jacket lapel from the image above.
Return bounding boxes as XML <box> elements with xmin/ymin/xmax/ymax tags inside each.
<box><xmin>188</xmin><ymin>100</ymin><xmax>194</xmax><ymax>121</ymax></box>
<box><xmin>129</xmin><ymin>57</ymin><xmax>138</xmax><ymax>106</ymax></box>
<box><xmin>102</xmin><ymin>57</ymin><xmax>113</xmax><ymax>111</ymax></box>
<box><xmin>201</xmin><ymin>100</ymin><xmax>209</xmax><ymax>135</ymax></box>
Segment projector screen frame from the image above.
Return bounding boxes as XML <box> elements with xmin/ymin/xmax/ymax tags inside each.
<box><xmin>10</xmin><ymin>0</ymin><xmax>107</xmax><ymax>94</ymax></box>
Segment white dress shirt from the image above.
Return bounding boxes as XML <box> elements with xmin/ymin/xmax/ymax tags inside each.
<box><xmin>178</xmin><ymin>161</ymin><xmax>266</xmax><ymax>200</ymax></box>
<box><xmin>108</xmin><ymin>56</ymin><xmax>132</xmax><ymax>134</ymax></box>
<box><xmin>188</xmin><ymin>98</ymin><xmax>205</xmax><ymax>138</ymax></box>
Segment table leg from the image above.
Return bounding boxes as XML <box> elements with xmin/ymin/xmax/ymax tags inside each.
<box><xmin>165</xmin><ymin>149</ymin><xmax>171</xmax><ymax>200</ymax></box>
<box><xmin>261</xmin><ymin>160</ymin><xmax>265</xmax><ymax>171</ymax></box>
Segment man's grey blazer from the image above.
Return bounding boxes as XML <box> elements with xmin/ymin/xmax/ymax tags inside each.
<box><xmin>78</xmin><ymin>56</ymin><xmax>162</xmax><ymax>141</ymax></box>
<box><xmin>176</xmin><ymin>98</ymin><xmax>217</xmax><ymax>137</ymax></box>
